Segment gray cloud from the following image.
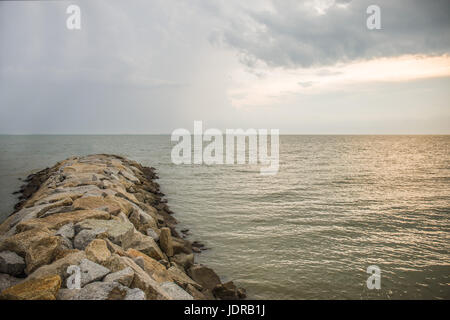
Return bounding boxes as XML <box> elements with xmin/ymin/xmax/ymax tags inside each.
<box><xmin>212</xmin><ymin>0</ymin><xmax>450</xmax><ymax>68</ymax></box>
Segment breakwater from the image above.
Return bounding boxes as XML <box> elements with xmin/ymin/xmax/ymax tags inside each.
<box><xmin>0</xmin><ymin>154</ymin><xmax>245</xmax><ymax>300</ymax></box>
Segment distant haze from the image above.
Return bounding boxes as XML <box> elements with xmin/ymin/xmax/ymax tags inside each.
<box><xmin>0</xmin><ymin>0</ymin><xmax>449</xmax><ymax>134</ymax></box>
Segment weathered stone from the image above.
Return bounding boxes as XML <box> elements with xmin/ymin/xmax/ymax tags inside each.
<box><xmin>125</xmin><ymin>231</ymin><xmax>165</xmax><ymax>261</ymax></box>
<box><xmin>0</xmin><ymin>251</ymin><xmax>25</xmax><ymax>276</ymax></box>
<box><xmin>75</xmin><ymin>218</ymin><xmax>134</xmax><ymax>247</ymax></box>
<box><xmin>59</xmin><ymin>236</ymin><xmax>73</xmax><ymax>250</ymax></box>
<box><xmin>170</xmin><ymin>253</ymin><xmax>194</xmax><ymax>270</ymax></box>
<box><xmin>25</xmin><ymin>235</ymin><xmax>62</xmax><ymax>274</ymax></box>
<box><xmin>125</xmin><ymin>287</ymin><xmax>146</xmax><ymax>300</ymax></box>
<box><xmin>172</xmin><ymin>237</ymin><xmax>193</xmax><ymax>254</ymax></box>
<box><xmin>0</xmin><ymin>275</ymin><xmax>61</xmax><ymax>300</ymax></box>
<box><xmin>160</xmin><ymin>281</ymin><xmax>194</xmax><ymax>300</ymax></box>
<box><xmin>72</xmin><ymin>196</ymin><xmax>121</xmax><ymax>215</ymax></box>
<box><xmin>126</xmin><ymin>248</ymin><xmax>172</xmax><ymax>283</ymax></box>
<box><xmin>159</xmin><ymin>227</ymin><xmax>174</xmax><ymax>257</ymax></box>
<box><xmin>56</xmin><ymin>288</ymin><xmax>80</xmax><ymax>300</ymax></box>
<box><xmin>185</xmin><ymin>283</ymin><xmax>208</xmax><ymax>300</ymax></box>
<box><xmin>188</xmin><ymin>265</ymin><xmax>221</xmax><ymax>291</ymax></box>
<box><xmin>16</xmin><ymin>210</ymin><xmax>110</xmax><ymax>232</ymax></box>
<box><xmin>0</xmin><ymin>228</ymin><xmax>51</xmax><ymax>257</ymax></box>
<box><xmin>79</xmin><ymin>258</ymin><xmax>110</xmax><ymax>287</ymax></box>
<box><xmin>146</xmin><ymin>228</ymin><xmax>159</xmax><ymax>241</ymax></box>
<box><xmin>26</xmin><ymin>251</ymin><xmax>86</xmax><ymax>284</ymax></box>
<box><xmin>103</xmin><ymin>254</ymin><xmax>170</xmax><ymax>300</ymax></box>
<box><xmin>0</xmin><ymin>273</ymin><xmax>21</xmax><ymax>292</ymax></box>
<box><xmin>167</xmin><ymin>264</ymin><xmax>202</xmax><ymax>290</ymax></box>
<box><xmin>212</xmin><ymin>281</ymin><xmax>246</xmax><ymax>300</ymax></box>
<box><xmin>74</xmin><ymin>229</ymin><xmax>105</xmax><ymax>250</ymax></box>
<box><xmin>103</xmin><ymin>267</ymin><xmax>134</xmax><ymax>286</ymax></box>
<box><xmin>55</xmin><ymin>223</ymin><xmax>75</xmax><ymax>239</ymax></box>
<box><xmin>85</xmin><ymin>239</ymin><xmax>111</xmax><ymax>264</ymax></box>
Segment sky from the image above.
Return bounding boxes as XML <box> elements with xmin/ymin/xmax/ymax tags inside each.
<box><xmin>0</xmin><ymin>0</ymin><xmax>449</xmax><ymax>134</ymax></box>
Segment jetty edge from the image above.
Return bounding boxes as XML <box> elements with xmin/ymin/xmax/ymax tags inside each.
<box><xmin>0</xmin><ymin>154</ymin><xmax>246</xmax><ymax>300</ymax></box>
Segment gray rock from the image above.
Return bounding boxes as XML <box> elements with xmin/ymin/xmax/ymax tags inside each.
<box><xmin>75</xmin><ymin>219</ymin><xmax>134</xmax><ymax>247</ymax></box>
<box><xmin>74</xmin><ymin>229</ymin><xmax>105</xmax><ymax>250</ymax></box>
<box><xmin>103</xmin><ymin>267</ymin><xmax>134</xmax><ymax>287</ymax></box>
<box><xmin>68</xmin><ymin>281</ymin><xmax>127</xmax><ymax>300</ymax></box>
<box><xmin>0</xmin><ymin>250</ymin><xmax>25</xmax><ymax>276</ymax></box>
<box><xmin>56</xmin><ymin>288</ymin><xmax>80</xmax><ymax>300</ymax></box>
<box><xmin>59</xmin><ymin>236</ymin><xmax>73</xmax><ymax>250</ymax></box>
<box><xmin>188</xmin><ymin>264</ymin><xmax>221</xmax><ymax>291</ymax></box>
<box><xmin>160</xmin><ymin>281</ymin><xmax>194</xmax><ymax>300</ymax></box>
<box><xmin>55</xmin><ymin>223</ymin><xmax>75</xmax><ymax>239</ymax></box>
<box><xmin>79</xmin><ymin>258</ymin><xmax>110</xmax><ymax>287</ymax></box>
<box><xmin>146</xmin><ymin>228</ymin><xmax>159</xmax><ymax>241</ymax></box>
<box><xmin>0</xmin><ymin>273</ymin><xmax>21</xmax><ymax>291</ymax></box>
<box><xmin>170</xmin><ymin>253</ymin><xmax>194</xmax><ymax>270</ymax></box>
<box><xmin>125</xmin><ymin>288</ymin><xmax>146</xmax><ymax>300</ymax></box>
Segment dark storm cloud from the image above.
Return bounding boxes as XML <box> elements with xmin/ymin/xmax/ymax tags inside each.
<box><xmin>212</xmin><ymin>0</ymin><xmax>450</xmax><ymax>68</ymax></box>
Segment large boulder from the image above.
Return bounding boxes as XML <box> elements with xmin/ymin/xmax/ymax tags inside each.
<box><xmin>170</xmin><ymin>253</ymin><xmax>194</xmax><ymax>270</ymax></box>
<box><xmin>103</xmin><ymin>267</ymin><xmax>134</xmax><ymax>286</ymax></box>
<box><xmin>85</xmin><ymin>239</ymin><xmax>111</xmax><ymax>264</ymax></box>
<box><xmin>0</xmin><ymin>251</ymin><xmax>25</xmax><ymax>276</ymax></box>
<box><xmin>0</xmin><ymin>273</ymin><xmax>21</xmax><ymax>292</ymax></box>
<box><xmin>167</xmin><ymin>264</ymin><xmax>202</xmax><ymax>290</ymax></box>
<box><xmin>26</xmin><ymin>251</ymin><xmax>86</xmax><ymax>285</ymax></box>
<box><xmin>124</xmin><ymin>231</ymin><xmax>165</xmax><ymax>261</ymax></box>
<box><xmin>16</xmin><ymin>209</ymin><xmax>110</xmax><ymax>232</ymax></box>
<box><xmin>79</xmin><ymin>259</ymin><xmax>110</xmax><ymax>287</ymax></box>
<box><xmin>126</xmin><ymin>248</ymin><xmax>171</xmax><ymax>283</ymax></box>
<box><xmin>0</xmin><ymin>228</ymin><xmax>52</xmax><ymax>257</ymax></box>
<box><xmin>188</xmin><ymin>264</ymin><xmax>221</xmax><ymax>291</ymax></box>
<box><xmin>160</xmin><ymin>282</ymin><xmax>193</xmax><ymax>300</ymax></box>
<box><xmin>0</xmin><ymin>275</ymin><xmax>61</xmax><ymax>300</ymax></box>
<box><xmin>75</xmin><ymin>218</ymin><xmax>134</xmax><ymax>247</ymax></box>
<box><xmin>159</xmin><ymin>227</ymin><xmax>174</xmax><ymax>257</ymax></box>
<box><xmin>25</xmin><ymin>235</ymin><xmax>62</xmax><ymax>274</ymax></box>
<box><xmin>212</xmin><ymin>281</ymin><xmax>246</xmax><ymax>300</ymax></box>
<box><xmin>103</xmin><ymin>254</ymin><xmax>170</xmax><ymax>300</ymax></box>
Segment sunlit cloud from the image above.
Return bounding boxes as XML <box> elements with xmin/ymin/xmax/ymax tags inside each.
<box><xmin>229</xmin><ymin>54</ymin><xmax>450</xmax><ymax>108</ymax></box>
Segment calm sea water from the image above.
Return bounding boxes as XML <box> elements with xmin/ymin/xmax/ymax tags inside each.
<box><xmin>0</xmin><ymin>135</ymin><xmax>449</xmax><ymax>299</ymax></box>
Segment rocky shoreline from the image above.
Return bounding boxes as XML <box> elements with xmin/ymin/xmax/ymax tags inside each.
<box><xmin>0</xmin><ymin>154</ymin><xmax>245</xmax><ymax>300</ymax></box>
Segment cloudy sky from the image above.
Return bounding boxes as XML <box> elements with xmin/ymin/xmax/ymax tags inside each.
<box><xmin>0</xmin><ymin>0</ymin><xmax>449</xmax><ymax>134</ymax></box>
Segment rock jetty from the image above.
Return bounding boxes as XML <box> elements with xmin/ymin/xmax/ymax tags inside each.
<box><xmin>0</xmin><ymin>154</ymin><xmax>246</xmax><ymax>300</ymax></box>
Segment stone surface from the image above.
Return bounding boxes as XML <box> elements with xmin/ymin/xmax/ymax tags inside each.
<box><xmin>125</xmin><ymin>231</ymin><xmax>165</xmax><ymax>261</ymax></box>
<box><xmin>85</xmin><ymin>239</ymin><xmax>111</xmax><ymax>264</ymax></box>
<box><xmin>0</xmin><ymin>228</ymin><xmax>52</xmax><ymax>257</ymax></box>
<box><xmin>79</xmin><ymin>258</ymin><xmax>111</xmax><ymax>287</ymax></box>
<box><xmin>0</xmin><ymin>275</ymin><xmax>61</xmax><ymax>300</ymax></box>
<box><xmin>146</xmin><ymin>228</ymin><xmax>159</xmax><ymax>241</ymax></box>
<box><xmin>212</xmin><ymin>281</ymin><xmax>246</xmax><ymax>300</ymax></box>
<box><xmin>25</xmin><ymin>236</ymin><xmax>61</xmax><ymax>274</ymax></box>
<box><xmin>0</xmin><ymin>273</ymin><xmax>21</xmax><ymax>292</ymax></box>
<box><xmin>103</xmin><ymin>267</ymin><xmax>134</xmax><ymax>286</ymax></box>
<box><xmin>26</xmin><ymin>251</ymin><xmax>86</xmax><ymax>284</ymax></box>
<box><xmin>188</xmin><ymin>264</ymin><xmax>221</xmax><ymax>291</ymax></box>
<box><xmin>103</xmin><ymin>254</ymin><xmax>170</xmax><ymax>300</ymax></box>
<box><xmin>16</xmin><ymin>209</ymin><xmax>110</xmax><ymax>233</ymax></box>
<box><xmin>170</xmin><ymin>253</ymin><xmax>194</xmax><ymax>270</ymax></box>
<box><xmin>0</xmin><ymin>250</ymin><xmax>25</xmax><ymax>276</ymax></box>
<box><xmin>74</xmin><ymin>229</ymin><xmax>104</xmax><ymax>250</ymax></box>
<box><xmin>75</xmin><ymin>218</ymin><xmax>134</xmax><ymax>247</ymax></box>
<box><xmin>55</xmin><ymin>223</ymin><xmax>75</xmax><ymax>239</ymax></box>
<box><xmin>160</xmin><ymin>281</ymin><xmax>194</xmax><ymax>300</ymax></box>
<box><xmin>159</xmin><ymin>227</ymin><xmax>174</xmax><ymax>257</ymax></box>
<box><xmin>167</xmin><ymin>264</ymin><xmax>202</xmax><ymax>290</ymax></box>
<box><xmin>125</xmin><ymin>287</ymin><xmax>146</xmax><ymax>300</ymax></box>
<box><xmin>126</xmin><ymin>248</ymin><xmax>171</xmax><ymax>283</ymax></box>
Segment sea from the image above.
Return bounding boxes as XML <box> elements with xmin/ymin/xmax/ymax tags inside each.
<box><xmin>0</xmin><ymin>135</ymin><xmax>448</xmax><ymax>299</ymax></box>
